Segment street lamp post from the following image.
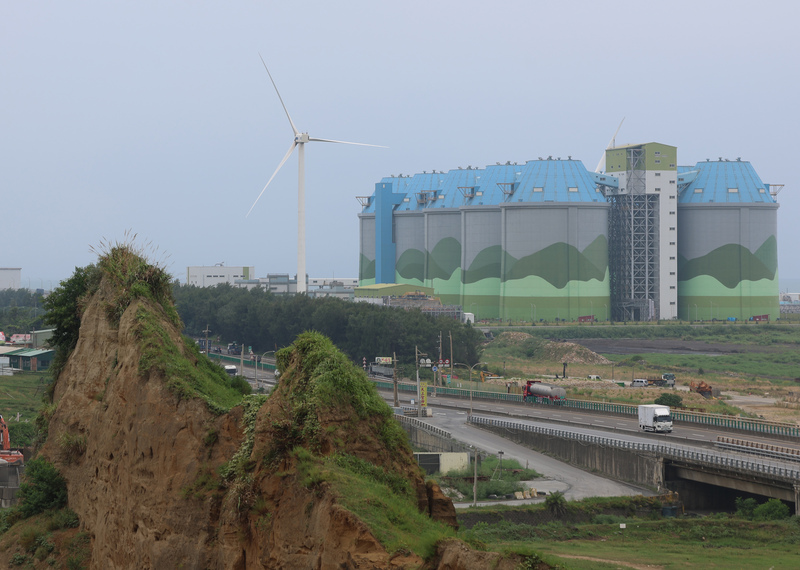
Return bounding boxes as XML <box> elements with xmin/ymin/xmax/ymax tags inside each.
<box><xmin>203</xmin><ymin>324</ymin><xmax>211</xmax><ymax>356</ymax></box>
<box><xmin>694</xmin><ymin>304</ymin><xmax>698</xmax><ymax>322</ymax></box>
<box><xmin>415</xmin><ymin>346</ymin><xmax>431</xmax><ymax>417</ymax></box>
<box><xmin>530</xmin><ymin>303</ymin><xmax>536</xmax><ymax>324</ymax></box>
<box><xmin>604</xmin><ymin>304</ymin><xmax>608</xmax><ymax>322</ymax></box>
<box><xmin>471</xmin><ymin>445</ymin><xmax>478</xmax><ymax>507</ymax></box>
<box><xmin>260</xmin><ymin>350</ymin><xmax>277</xmax><ymax>389</ymax></box>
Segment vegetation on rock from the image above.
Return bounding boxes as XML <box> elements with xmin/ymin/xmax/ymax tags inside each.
<box><xmin>16</xmin><ymin>458</ymin><xmax>68</xmax><ymax>518</ymax></box>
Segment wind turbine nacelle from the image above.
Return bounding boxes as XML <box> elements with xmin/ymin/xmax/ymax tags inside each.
<box><xmin>295</xmin><ymin>133</ymin><xmax>311</xmax><ymax>143</ymax></box>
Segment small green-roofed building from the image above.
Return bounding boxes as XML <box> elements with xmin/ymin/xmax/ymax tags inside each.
<box><xmin>4</xmin><ymin>348</ymin><xmax>54</xmax><ymax>372</ymax></box>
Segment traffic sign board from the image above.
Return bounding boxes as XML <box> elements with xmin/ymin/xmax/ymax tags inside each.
<box><xmin>432</xmin><ymin>366</ymin><xmax>438</xmax><ymax>372</ymax></box>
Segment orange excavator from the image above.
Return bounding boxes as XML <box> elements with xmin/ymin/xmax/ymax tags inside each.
<box><xmin>0</xmin><ymin>416</ymin><xmax>24</xmax><ymax>464</ymax></box>
<box><xmin>690</xmin><ymin>380</ymin><xmax>713</xmax><ymax>398</ymax></box>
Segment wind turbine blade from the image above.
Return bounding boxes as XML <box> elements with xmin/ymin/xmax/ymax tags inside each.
<box><xmin>258</xmin><ymin>53</ymin><xmax>299</xmax><ymax>136</ymax></box>
<box><xmin>246</xmin><ymin>141</ymin><xmax>297</xmax><ymax>217</ymax></box>
<box><xmin>309</xmin><ymin>137</ymin><xmax>387</xmax><ymax>148</ymax></box>
<box><xmin>610</xmin><ymin>117</ymin><xmax>625</xmax><ymax>148</ymax></box>
<box><xmin>595</xmin><ymin>117</ymin><xmax>625</xmax><ymax>172</ymax></box>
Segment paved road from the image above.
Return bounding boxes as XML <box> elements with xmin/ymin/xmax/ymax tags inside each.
<box><xmin>379</xmin><ymin>382</ymin><xmax>800</xmax><ymax>449</ymax></box>
<box><xmin>420</xmin><ymin>406</ymin><xmax>654</xmax><ymax>505</ymax></box>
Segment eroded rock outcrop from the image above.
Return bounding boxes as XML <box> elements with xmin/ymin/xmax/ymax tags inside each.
<box><xmin>32</xmin><ymin>258</ymin><xmax>516</xmax><ymax>569</ymax></box>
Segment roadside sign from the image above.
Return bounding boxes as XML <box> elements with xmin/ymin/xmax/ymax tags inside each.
<box><xmin>432</xmin><ymin>366</ymin><xmax>438</xmax><ymax>372</ymax></box>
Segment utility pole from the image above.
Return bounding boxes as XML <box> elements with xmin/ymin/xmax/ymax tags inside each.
<box><xmin>392</xmin><ymin>351</ymin><xmax>399</xmax><ymax>407</ymax></box>
<box><xmin>449</xmin><ymin>331</ymin><xmax>454</xmax><ymax>385</ymax></box>
<box><xmin>438</xmin><ymin>331</ymin><xmax>443</xmax><ymax>387</ymax></box>
<box><xmin>473</xmin><ymin>447</ymin><xmax>478</xmax><ymax>507</ymax></box>
<box><xmin>415</xmin><ymin>346</ymin><xmax>423</xmax><ymax>417</ymax></box>
<box><xmin>203</xmin><ymin>324</ymin><xmax>211</xmax><ymax>355</ymax></box>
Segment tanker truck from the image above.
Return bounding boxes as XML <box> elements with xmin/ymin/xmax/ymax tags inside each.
<box><xmin>523</xmin><ymin>380</ymin><xmax>566</xmax><ymax>403</ymax></box>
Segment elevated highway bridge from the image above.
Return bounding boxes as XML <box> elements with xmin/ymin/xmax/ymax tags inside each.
<box><xmin>372</xmin><ymin>378</ymin><xmax>800</xmax><ymax>513</ymax></box>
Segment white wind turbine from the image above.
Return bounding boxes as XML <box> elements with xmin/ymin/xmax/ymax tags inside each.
<box><xmin>594</xmin><ymin>117</ymin><xmax>625</xmax><ymax>173</ymax></box>
<box><xmin>247</xmin><ymin>55</ymin><xmax>385</xmax><ymax>294</ymax></box>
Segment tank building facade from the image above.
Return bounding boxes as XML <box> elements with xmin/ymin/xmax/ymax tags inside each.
<box><xmin>358</xmin><ymin>143</ymin><xmax>781</xmax><ymax>322</ymax></box>
<box><xmin>359</xmin><ymin>159</ymin><xmax>610</xmax><ymax>322</ymax></box>
<box><xmin>676</xmin><ymin>159</ymin><xmax>779</xmax><ymax>321</ymax></box>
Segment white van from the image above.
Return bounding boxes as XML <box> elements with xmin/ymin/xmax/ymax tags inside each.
<box><xmin>588</xmin><ymin>374</ymin><xmax>601</xmax><ymax>380</ymax></box>
<box><xmin>631</xmin><ymin>378</ymin><xmax>648</xmax><ymax>388</ymax></box>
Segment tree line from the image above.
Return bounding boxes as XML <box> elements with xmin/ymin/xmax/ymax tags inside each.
<box><xmin>172</xmin><ymin>283</ymin><xmax>484</xmax><ymax>374</ymax></box>
<box><xmin>0</xmin><ymin>289</ymin><xmax>46</xmax><ymax>336</ymax></box>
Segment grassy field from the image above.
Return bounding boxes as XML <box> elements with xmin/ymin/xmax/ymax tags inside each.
<box><xmin>477</xmin><ymin>324</ymin><xmax>800</xmax><ymax>422</ymax></box>
<box><xmin>462</xmin><ymin>497</ymin><xmax>800</xmax><ymax>569</ymax></box>
<box><xmin>0</xmin><ymin>373</ymin><xmax>48</xmax><ymax>422</ymax></box>
<box><xmin>0</xmin><ymin>372</ymin><xmax>50</xmax><ymax>446</ymax></box>
<box><xmin>469</xmin><ymin>517</ymin><xmax>800</xmax><ymax>569</ymax></box>
<box><xmin>492</xmin><ymin>322</ymin><xmax>800</xmax><ymax>344</ymax></box>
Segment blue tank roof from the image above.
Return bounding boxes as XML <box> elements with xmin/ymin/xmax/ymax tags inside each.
<box><xmin>678</xmin><ymin>160</ymin><xmax>775</xmax><ymax>204</ymax></box>
<box><xmin>361</xmin><ymin>159</ymin><xmax>603</xmax><ymax>213</ymax></box>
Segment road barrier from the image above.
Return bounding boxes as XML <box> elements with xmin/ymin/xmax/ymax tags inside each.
<box><xmin>371</xmin><ymin>378</ymin><xmax>800</xmax><ymax>438</ymax></box>
<box><xmin>716</xmin><ymin>436</ymin><xmax>800</xmax><ymax>463</ymax></box>
<box><xmin>469</xmin><ymin>415</ymin><xmax>800</xmax><ymax>482</ymax></box>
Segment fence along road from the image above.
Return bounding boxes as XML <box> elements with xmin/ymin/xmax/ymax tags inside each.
<box><xmin>371</xmin><ymin>378</ymin><xmax>800</xmax><ymax>443</ymax></box>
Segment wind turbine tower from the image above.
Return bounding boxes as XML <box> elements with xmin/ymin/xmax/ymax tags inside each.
<box><xmin>247</xmin><ymin>55</ymin><xmax>385</xmax><ymax>294</ymax></box>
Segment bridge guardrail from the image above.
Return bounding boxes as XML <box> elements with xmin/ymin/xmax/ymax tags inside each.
<box><xmin>468</xmin><ymin>415</ymin><xmax>800</xmax><ymax>482</ymax></box>
<box><xmin>209</xmin><ymin>353</ymin><xmax>277</xmax><ymax>372</ymax></box>
<box><xmin>394</xmin><ymin>414</ymin><xmax>451</xmax><ymax>439</ymax></box>
<box><xmin>371</xmin><ymin>378</ymin><xmax>800</xmax><ymax>438</ymax></box>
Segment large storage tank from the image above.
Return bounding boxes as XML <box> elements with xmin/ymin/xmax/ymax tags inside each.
<box><xmin>360</xmin><ymin>159</ymin><xmax>610</xmax><ymax>322</ymax></box>
<box><xmin>677</xmin><ymin>160</ymin><xmax>779</xmax><ymax>321</ymax></box>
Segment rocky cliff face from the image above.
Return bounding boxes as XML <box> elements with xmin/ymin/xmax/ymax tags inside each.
<box><xmin>32</xmin><ymin>271</ymin><xmax>514</xmax><ymax>569</ymax></box>
<box><xmin>39</xmin><ymin>281</ymin><xmax>243</xmax><ymax>568</ymax></box>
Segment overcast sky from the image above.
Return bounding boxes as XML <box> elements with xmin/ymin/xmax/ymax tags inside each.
<box><xmin>3</xmin><ymin>1</ymin><xmax>798</xmax><ymax>290</ymax></box>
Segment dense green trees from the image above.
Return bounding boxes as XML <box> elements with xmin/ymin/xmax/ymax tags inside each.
<box><xmin>172</xmin><ymin>283</ymin><xmax>484</xmax><ymax>371</ymax></box>
<box><xmin>0</xmin><ymin>289</ymin><xmax>47</xmax><ymax>336</ymax></box>
<box><xmin>654</xmin><ymin>393</ymin><xmax>683</xmax><ymax>408</ymax></box>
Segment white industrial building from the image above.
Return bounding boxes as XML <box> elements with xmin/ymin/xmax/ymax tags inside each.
<box><xmin>185</xmin><ymin>266</ymin><xmax>356</xmax><ymax>299</ymax></box>
<box><xmin>0</xmin><ymin>268</ymin><xmax>21</xmax><ymax>290</ymax></box>
<box><xmin>186</xmin><ymin>265</ymin><xmax>255</xmax><ymax>288</ymax></box>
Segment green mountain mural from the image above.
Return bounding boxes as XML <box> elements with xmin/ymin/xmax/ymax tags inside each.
<box><xmin>504</xmin><ymin>236</ymin><xmax>608</xmax><ymax>288</ymax></box>
<box><xmin>463</xmin><ymin>245</ymin><xmax>502</xmax><ymax>284</ymax></box>
<box><xmin>678</xmin><ymin>237</ymin><xmax>777</xmax><ymax>288</ymax></box>
<box><xmin>396</xmin><ymin>249</ymin><xmax>425</xmax><ymax>282</ymax></box>
<box><xmin>427</xmin><ymin>237</ymin><xmax>462</xmax><ymax>281</ymax></box>
<box><xmin>359</xmin><ymin>254</ymin><xmax>375</xmax><ymax>281</ymax></box>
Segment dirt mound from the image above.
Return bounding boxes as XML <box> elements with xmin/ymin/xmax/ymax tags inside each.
<box><xmin>8</xmin><ymin>258</ymin><xmax>521</xmax><ymax>569</ymax></box>
<box><xmin>493</xmin><ymin>331</ymin><xmax>611</xmax><ymax>365</ymax></box>
<box><xmin>541</xmin><ymin>340</ymin><xmax>611</xmax><ymax>365</ymax></box>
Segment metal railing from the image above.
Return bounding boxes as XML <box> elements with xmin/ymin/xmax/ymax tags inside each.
<box><xmin>370</xmin><ymin>378</ymin><xmax>800</xmax><ymax>438</ymax></box>
<box><xmin>469</xmin><ymin>415</ymin><xmax>800</xmax><ymax>482</ymax></box>
<box><xmin>716</xmin><ymin>436</ymin><xmax>800</xmax><ymax>463</ymax></box>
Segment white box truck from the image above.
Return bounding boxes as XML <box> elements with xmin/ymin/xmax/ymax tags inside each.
<box><xmin>638</xmin><ymin>404</ymin><xmax>673</xmax><ymax>433</ymax></box>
